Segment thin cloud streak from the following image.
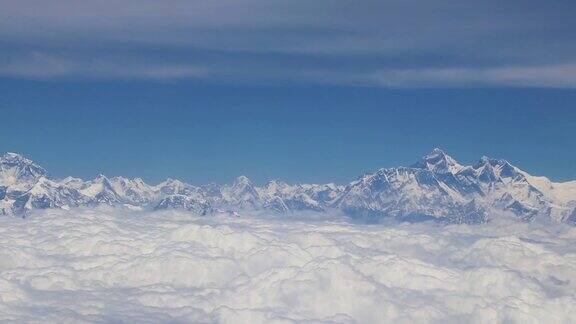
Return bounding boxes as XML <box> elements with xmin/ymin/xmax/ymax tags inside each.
<box><xmin>0</xmin><ymin>53</ymin><xmax>207</xmax><ymax>80</ymax></box>
<box><xmin>370</xmin><ymin>64</ymin><xmax>576</xmax><ymax>88</ymax></box>
<box><xmin>2</xmin><ymin>52</ymin><xmax>576</xmax><ymax>88</ymax></box>
<box><xmin>1</xmin><ymin>0</ymin><xmax>575</xmax><ymax>87</ymax></box>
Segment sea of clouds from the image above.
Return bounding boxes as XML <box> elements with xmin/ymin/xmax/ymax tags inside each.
<box><xmin>0</xmin><ymin>208</ymin><xmax>575</xmax><ymax>323</ymax></box>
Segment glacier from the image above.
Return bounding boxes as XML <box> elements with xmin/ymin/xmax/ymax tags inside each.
<box><xmin>1</xmin><ymin>149</ymin><xmax>575</xmax><ymax>224</ymax></box>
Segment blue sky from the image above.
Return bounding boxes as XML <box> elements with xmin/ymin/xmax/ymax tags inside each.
<box><xmin>1</xmin><ymin>0</ymin><xmax>575</xmax><ymax>184</ymax></box>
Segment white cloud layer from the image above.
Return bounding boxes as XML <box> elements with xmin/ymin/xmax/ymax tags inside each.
<box><xmin>1</xmin><ymin>208</ymin><xmax>575</xmax><ymax>323</ymax></box>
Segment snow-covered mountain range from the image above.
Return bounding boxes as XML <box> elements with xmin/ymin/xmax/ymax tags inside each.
<box><xmin>1</xmin><ymin>149</ymin><xmax>575</xmax><ymax>224</ymax></box>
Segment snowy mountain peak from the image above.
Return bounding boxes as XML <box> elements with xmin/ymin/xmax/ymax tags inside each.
<box><xmin>93</xmin><ymin>174</ymin><xmax>111</xmax><ymax>183</ymax></box>
<box><xmin>263</xmin><ymin>180</ymin><xmax>286</xmax><ymax>193</ymax></box>
<box><xmin>230</xmin><ymin>175</ymin><xmax>257</xmax><ymax>195</ymax></box>
<box><xmin>1</xmin><ymin>150</ymin><xmax>575</xmax><ymax>224</ymax></box>
<box><xmin>473</xmin><ymin>156</ymin><xmax>519</xmax><ymax>180</ymax></box>
<box><xmin>156</xmin><ymin>178</ymin><xmax>191</xmax><ymax>196</ymax></box>
<box><xmin>1</xmin><ymin>152</ymin><xmax>44</xmax><ymax>169</ymax></box>
<box><xmin>413</xmin><ymin>148</ymin><xmax>463</xmax><ymax>174</ymax></box>
<box><xmin>234</xmin><ymin>175</ymin><xmax>252</xmax><ymax>186</ymax></box>
<box><xmin>3</xmin><ymin>152</ymin><xmax>26</xmax><ymax>160</ymax></box>
<box><xmin>475</xmin><ymin>155</ymin><xmax>513</xmax><ymax>167</ymax></box>
<box><xmin>429</xmin><ymin>147</ymin><xmax>446</xmax><ymax>155</ymax></box>
<box><xmin>478</xmin><ymin>155</ymin><xmax>492</xmax><ymax>164</ymax></box>
<box><xmin>2</xmin><ymin>152</ymin><xmax>41</xmax><ymax>163</ymax></box>
<box><xmin>0</xmin><ymin>152</ymin><xmax>48</xmax><ymax>188</ymax></box>
<box><xmin>132</xmin><ymin>177</ymin><xmax>146</xmax><ymax>184</ymax></box>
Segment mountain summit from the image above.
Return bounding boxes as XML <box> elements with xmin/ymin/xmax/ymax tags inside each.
<box><xmin>1</xmin><ymin>150</ymin><xmax>575</xmax><ymax>224</ymax></box>
<box><xmin>1</xmin><ymin>152</ymin><xmax>48</xmax><ymax>188</ymax></box>
<box><xmin>412</xmin><ymin>148</ymin><xmax>464</xmax><ymax>174</ymax></box>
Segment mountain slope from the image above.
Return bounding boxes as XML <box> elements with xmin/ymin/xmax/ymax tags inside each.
<box><xmin>0</xmin><ymin>150</ymin><xmax>574</xmax><ymax>224</ymax></box>
<box><xmin>335</xmin><ymin>149</ymin><xmax>574</xmax><ymax>223</ymax></box>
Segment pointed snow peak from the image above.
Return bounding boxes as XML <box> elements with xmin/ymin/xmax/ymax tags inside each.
<box><xmin>228</xmin><ymin>175</ymin><xmax>260</xmax><ymax>200</ymax></box>
<box><xmin>93</xmin><ymin>174</ymin><xmax>117</xmax><ymax>188</ymax></box>
<box><xmin>95</xmin><ymin>174</ymin><xmax>108</xmax><ymax>181</ymax></box>
<box><xmin>477</xmin><ymin>155</ymin><xmax>497</xmax><ymax>166</ymax></box>
<box><xmin>473</xmin><ymin>156</ymin><xmax>519</xmax><ymax>180</ymax></box>
<box><xmin>27</xmin><ymin>176</ymin><xmax>58</xmax><ymax>194</ymax></box>
<box><xmin>413</xmin><ymin>148</ymin><xmax>463</xmax><ymax>174</ymax></box>
<box><xmin>2</xmin><ymin>152</ymin><xmax>40</xmax><ymax>166</ymax></box>
<box><xmin>474</xmin><ymin>156</ymin><xmax>493</xmax><ymax>171</ymax></box>
<box><xmin>474</xmin><ymin>156</ymin><xmax>512</xmax><ymax>169</ymax></box>
<box><xmin>3</xmin><ymin>152</ymin><xmax>26</xmax><ymax>160</ymax></box>
<box><xmin>2</xmin><ymin>152</ymin><xmax>40</xmax><ymax>164</ymax></box>
<box><xmin>264</xmin><ymin>180</ymin><xmax>290</xmax><ymax>194</ymax></box>
<box><xmin>429</xmin><ymin>147</ymin><xmax>446</xmax><ymax>155</ymax></box>
<box><xmin>1</xmin><ymin>152</ymin><xmax>48</xmax><ymax>180</ymax></box>
<box><xmin>130</xmin><ymin>177</ymin><xmax>149</xmax><ymax>187</ymax></box>
<box><xmin>422</xmin><ymin>148</ymin><xmax>450</xmax><ymax>160</ymax></box>
<box><xmin>234</xmin><ymin>175</ymin><xmax>252</xmax><ymax>186</ymax></box>
<box><xmin>157</xmin><ymin>178</ymin><xmax>189</xmax><ymax>195</ymax></box>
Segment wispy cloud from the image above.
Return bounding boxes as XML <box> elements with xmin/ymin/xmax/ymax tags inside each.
<box><xmin>3</xmin><ymin>52</ymin><xmax>576</xmax><ymax>88</ymax></box>
<box><xmin>369</xmin><ymin>64</ymin><xmax>576</xmax><ymax>88</ymax></box>
<box><xmin>1</xmin><ymin>0</ymin><xmax>575</xmax><ymax>87</ymax></box>
<box><xmin>0</xmin><ymin>53</ymin><xmax>207</xmax><ymax>80</ymax></box>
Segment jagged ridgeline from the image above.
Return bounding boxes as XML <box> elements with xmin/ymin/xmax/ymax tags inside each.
<box><xmin>1</xmin><ymin>149</ymin><xmax>575</xmax><ymax>224</ymax></box>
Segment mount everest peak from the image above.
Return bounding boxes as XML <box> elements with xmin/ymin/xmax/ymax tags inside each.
<box><xmin>412</xmin><ymin>148</ymin><xmax>464</xmax><ymax>174</ymax></box>
<box><xmin>0</xmin><ymin>150</ymin><xmax>575</xmax><ymax>224</ymax></box>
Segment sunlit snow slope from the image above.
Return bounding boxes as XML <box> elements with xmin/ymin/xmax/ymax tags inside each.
<box><xmin>1</xmin><ymin>209</ymin><xmax>575</xmax><ymax>323</ymax></box>
<box><xmin>2</xmin><ymin>149</ymin><xmax>576</xmax><ymax>223</ymax></box>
